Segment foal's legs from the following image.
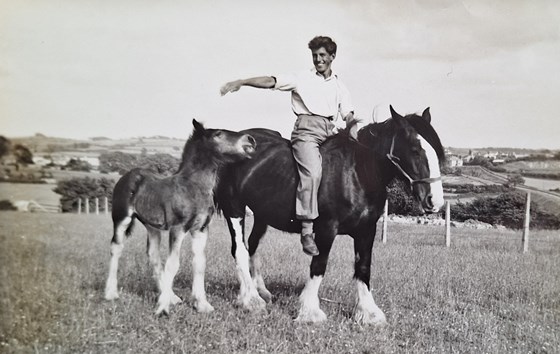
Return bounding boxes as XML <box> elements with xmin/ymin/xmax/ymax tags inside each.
<box><xmin>352</xmin><ymin>228</ymin><xmax>386</xmax><ymax>325</ymax></box>
<box><xmin>104</xmin><ymin>214</ymin><xmax>133</xmax><ymax>300</ymax></box>
<box><xmin>248</xmin><ymin>219</ymin><xmax>272</xmax><ymax>303</ymax></box>
<box><xmin>146</xmin><ymin>226</ymin><xmax>164</xmax><ymax>297</ymax></box>
<box><xmin>296</xmin><ymin>229</ymin><xmax>336</xmax><ymax>323</ymax></box>
<box><xmin>190</xmin><ymin>227</ymin><xmax>214</xmax><ymax>313</ymax></box>
<box><xmin>155</xmin><ymin>226</ymin><xmax>186</xmax><ymax>315</ymax></box>
<box><xmin>225</xmin><ymin>216</ymin><xmax>266</xmax><ymax>311</ymax></box>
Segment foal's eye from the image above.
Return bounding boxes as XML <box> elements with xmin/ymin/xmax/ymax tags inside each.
<box><xmin>213</xmin><ymin>131</ymin><xmax>223</xmax><ymax>138</ymax></box>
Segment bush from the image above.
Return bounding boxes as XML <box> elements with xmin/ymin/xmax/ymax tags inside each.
<box><xmin>64</xmin><ymin>158</ymin><xmax>92</xmax><ymax>172</ymax></box>
<box><xmin>443</xmin><ymin>183</ymin><xmax>510</xmax><ymax>194</ymax></box>
<box><xmin>0</xmin><ymin>199</ymin><xmax>16</xmax><ymax>211</ymax></box>
<box><xmin>450</xmin><ymin>192</ymin><xmax>560</xmax><ymax>229</ymax></box>
<box><xmin>53</xmin><ymin>177</ymin><xmax>115</xmax><ymax>212</ymax></box>
<box><xmin>99</xmin><ymin>151</ymin><xmax>180</xmax><ymax>176</ymax></box>
<box><xmin>387</xmin><ymin>179</ymin><xmax>421</xmax><ymax>216</ymax></box>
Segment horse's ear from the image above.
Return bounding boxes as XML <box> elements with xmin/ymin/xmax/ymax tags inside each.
<box><xmin>192</xmin><ymin>119</ymin><xmax>205</xmax><ymax>135</ymax></box>
<box><xmin>422</xmin><ymin>107</ymin><xmax>431</xmax><ymax>123</ymax></box>
<box><xmin>389</xmin><ymin>105</ymin><xmax>405</xmax><ymax>127</ymax></box>
<box><xmin>389</xmin><ymin>105</ymin><xmax>403</xmax><ymax>119</ymax></box>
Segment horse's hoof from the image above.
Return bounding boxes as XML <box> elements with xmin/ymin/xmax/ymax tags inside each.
<box><xmin>257</xmin><ymin>289</ymin><xmax>272</xmax><ymax>303</ymax></box>
<box><xmin>155</xmin><ymin>304</ymin><xmax>170</xmax><ymax>317</ymax></box>
<box><xmin>295</xmin><ymin>308</ymin><xmax>327</xmax><ymax>323</ymax></box>
<box><xmin>353</xmin><ymin>309</ymin><xmax>387</xmax><ymax>326</ymax></box>
<box><xmin>194</xmin><ymin>300</ymin><xmax>215</xmax><ymax>313</ymax></box>
<box><xmin>171</xmin><ymin>293</ymin><xmax>183</xmax><ymax>305</ymax></box>
<box><xmin>235</xmin><ymin>295</ymin><xmax>267</xmax><ymax>313</ymax></box>
<box><xmin>104</xmin><ymin>290</ymin><xmax>119</xmax><ymax>301</ymax></box>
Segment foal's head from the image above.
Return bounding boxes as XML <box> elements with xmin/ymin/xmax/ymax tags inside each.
<box><xmin>385</xmin><ymin>106</ymin><xmax>445</xmax><ymax>213</ymax></box>
<box><xmin>181</xmin><ymin>120</ymin><xmax>256</xmax><ymax>168</ymax></box>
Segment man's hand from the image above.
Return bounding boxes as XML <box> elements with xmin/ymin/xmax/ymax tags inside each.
<box><xmin>220</xmin><ymin>80</ymin><xmax>242</xmax><ymax>96</ymax></box>
<box><xmin>349</xmin><ymin>124</ymin><xmax>358</xmax><ymax>140</ymax></box>
<box><xmin>345</xmin><ymin>112</ymin><xmax>358</xmax><ymax>140</ymax></box>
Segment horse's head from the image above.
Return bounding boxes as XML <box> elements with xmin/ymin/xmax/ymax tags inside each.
<box><xmin>190</xmin><ymin>119</ymin><xmax>256</xmax><ymax>162</ymax></box>
<box><xmin>385</xmin><ymin>106</ymin><xmax>445</xmax><ymax>213</ymax></box>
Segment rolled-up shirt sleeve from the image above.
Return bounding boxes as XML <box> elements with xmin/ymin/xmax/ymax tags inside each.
<box><xmin>273</xmin><ymin>73</ymin><xmax>298</xmax><ymax>91</ymax></box>
<box><xmin>338</xmin><ymin>81</ymin><xmax>354</xmax><ymax>120</ymax></box>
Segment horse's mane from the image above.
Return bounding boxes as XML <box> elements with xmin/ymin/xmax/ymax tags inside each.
<box><xmin>349</xmin><ymin>114</ymin><xmax>445</xmax><ymax>164</ymax></box>
<box><xmin>179</xmin><ymin>131</ymin><xmax>197</xmax><ymax>166</ymax></box>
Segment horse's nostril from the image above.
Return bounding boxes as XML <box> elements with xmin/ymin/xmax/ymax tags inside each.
<box><xmin>426</xmin><ymin>194</ymin><xmax>434</xmax><ymax>208</ymax></box>
<box><xmin>246</xmin><ymin>135</ymin><xmax>257</xmax><ymax>147</ymax></box>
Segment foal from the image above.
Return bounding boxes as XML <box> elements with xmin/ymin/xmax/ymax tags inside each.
<box><xmin>104</xmin><ymin>119</ymin><xmax>256</xmax><ymax>315</ymax></box>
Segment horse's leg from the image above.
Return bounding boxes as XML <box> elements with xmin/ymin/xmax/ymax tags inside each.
<box><xmin>189</xmin><ymin>227</ymin><xmax>214</xmax><ymax>313</ymax></box>
<box><xmin>155</xmin><ymin>226</ymin><xmax>187</xmax><ymax>315</ymax></box>
<box><xmin>104</xmin><ymin>214</ymin><xmax>133</xmax><ymax>300</ymax></box>
<box><xmin>225</xmin><ymin>216</ymin><xmax>266</xmax><ymax>312</ymax></box>
<box><xmin>146</xmin><ymin>226</ymin><xmax>164</xmax><ymax>297</ymax></box>
<box><xmin>295</xmin><ymin>230</ymin><xmax>336</xmax><ymax>323</ymax></box>
<box><xmin>352</xmin><ymin>226</ymin><xmax>387</xmax><ymax>325</ymax></box>
<box><xmin>248</xmin><ymin>219</ymin><xmax>271</xmax><ymax>303</ymax></box>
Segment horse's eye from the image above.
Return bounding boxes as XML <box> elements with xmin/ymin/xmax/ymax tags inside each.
<box><xmin>213</xmin><ymin>131</ymin><xmax>223</xmax><ymax>138</ymax></box>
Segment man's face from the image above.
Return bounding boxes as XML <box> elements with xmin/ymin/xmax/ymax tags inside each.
<box><xmin>311</xmin><ymin>47</ymin><xmax>335</xmax><ymax>76</ymax></box>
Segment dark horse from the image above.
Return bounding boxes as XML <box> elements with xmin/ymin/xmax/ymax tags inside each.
<box><xmin>216</xmin><ymin>106</ymin><xmax>444</xmax><ymax>324</ymax></box>
<box><xmin>104</xmin><ymin>119</ymin><xmax>256</xmax><ymax>315</ymax></box>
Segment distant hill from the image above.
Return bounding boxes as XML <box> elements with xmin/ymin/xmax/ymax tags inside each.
<box><xmin>7</xmin><ymin>133</ymin><xmax>559</xmax><ymax>159</ymax></box>
<box><xmin>446</xmin><ymin>147</ymin><xmax>559</xmax><ymax>156</ymax></box>
<box><xmin>9</xmin><ymin>134</ymin><xmax>186</xmax><ymax>158</ymax></box>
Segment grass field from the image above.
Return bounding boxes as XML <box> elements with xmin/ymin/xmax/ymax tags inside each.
<box><xmin>1</xmin><ymin>212</ymin><xmax>559</xmax><ymax>353</ymax></box>
<box><xmin>0</xmin><ymin>182</ymin><xmax>60</xmax><ymax>206</ymax></box>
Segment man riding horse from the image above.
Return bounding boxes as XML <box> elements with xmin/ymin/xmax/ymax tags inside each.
<box><xmin>221</xmin><ymin>36</ymin><xmax>357</xmax><ymax>256</ymax></box>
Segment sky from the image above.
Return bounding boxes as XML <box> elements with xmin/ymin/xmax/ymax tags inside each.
<box><xmin>1</xmin><ymin>0</ymin><xmax>559</xmax><ymax>149</ymax></box>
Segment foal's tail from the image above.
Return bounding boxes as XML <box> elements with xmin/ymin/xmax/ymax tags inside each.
<box><xmin>112</xmin><ymin>168</ymin><xmax>145</xmax><ymax>237</ymax></box>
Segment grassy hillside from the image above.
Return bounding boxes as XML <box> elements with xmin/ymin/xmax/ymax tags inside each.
<box><xmin>1</xmin><ymin>212</ymin><xmax>558</xmax><ymax>353</ymax></box>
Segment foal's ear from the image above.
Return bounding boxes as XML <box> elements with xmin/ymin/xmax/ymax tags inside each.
<box><xmin>422</xmin><ymin>107</ymin><xmax>431</xmax><ymax>123</ymax></box>
<box><xmin>192</xmin><ymin>119</ymin><xmax>206</xmax><ymax>135</ymax></box>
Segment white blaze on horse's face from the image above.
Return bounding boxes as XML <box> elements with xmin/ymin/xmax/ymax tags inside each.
<box><xmin>419</xmin><ymin>136</ymin><xmax>444</xmax><ymax>212</ymax></box>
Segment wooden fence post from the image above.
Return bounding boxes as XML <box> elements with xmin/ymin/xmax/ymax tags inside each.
<box><xmin>104</xmin><ymin>197</ymin><xmax>109</xmax><ymax>215</ymax></box>
<box><xmin>95</xmin><ymin>197</ymin><xmax>99</xmax><ymax>215</ymax></box>
<box><xmin>382</xmin><ymin>199</ymin><xmax>388</xmax><ymax>244</ymax></box>
<box><xmin>77</xmin><ymin>198</ymin><xmax>82</xmax><ymax>214</ymax></box>
<box><xmin>522</xmin><ymin>192</ymin><xmax>530</xmax><ymax>253</ymax></box>
<box><xmin>85</xmin><ymin>198</ymin><xmax>90</xmax><ymax>214</ymax></box>
<box><xmin>445</xmin><ymin>201</ymin><xmax>451</xmax><ymax>247</ymax></box>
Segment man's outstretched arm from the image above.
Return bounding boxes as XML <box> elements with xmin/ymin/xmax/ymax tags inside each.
<box><xmin>220</xmin><ymin>76</ymin><xmax>276</xmax><ymax>96</ymax></box>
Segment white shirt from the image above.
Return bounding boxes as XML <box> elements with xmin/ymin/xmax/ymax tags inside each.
<box><xmin>273</xmin><ymin>69</ymin><xmax>354</xmax><ymax>122</ymax></box>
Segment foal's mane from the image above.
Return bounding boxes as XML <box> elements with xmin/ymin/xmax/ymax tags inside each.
<box><xmin>177</xmin><ymin>126</ymin><xmax>221</xmax><ymax>172</ymax></box>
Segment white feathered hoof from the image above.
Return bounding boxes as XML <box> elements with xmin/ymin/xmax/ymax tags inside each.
<box><xmin>193</xmin><ymin>298</ymin><xmax>214</xmax><ymax>313</ymax></box>
<box><xmin>353</xmin><ymin>306</ymin><xmax>387</xmax><ymax>326</ymax></box>
<box><xmin>257</xmin><ymin>288</ymin><xmax>273</xmax><ymax>303</ymax></box>
<box><xmin>155</xmin><ymin>292</ymin><xmax>172</xmax><ymax>316</ymax></box>
<box><xmin>104</xmin><ymin>289</ymin><xmax>119</xmax><ymax>301</ymax></box>
<box><xmin>234</xmin><ymin>294</ymin><xmax>267</xmax><ymax>313</ymax></box>
<box><xmin>171</xmin><ymin>292</ymin><xmax>183</xmax><ymax>305</ymax></box>
<box><xmin>295</xmin><ymin>307</ymin><xmax>327</xmax><ymax>323</ymax></box>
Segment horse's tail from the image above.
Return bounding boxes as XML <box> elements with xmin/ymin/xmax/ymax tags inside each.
<box><xmin>125</xmin><ymin>216</ymin><xmax>136</xmax><ymax>237</ymax></box>
<box><xmin>112</xmin><ymin>168</ymin><xmax>146</xmax><ymax>236</ymax></box>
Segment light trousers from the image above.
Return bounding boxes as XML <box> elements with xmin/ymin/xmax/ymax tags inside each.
<box><xmin>290</xmin><ymin>114</ymin><xmax>335</xmax><ymax>220</ymax></box>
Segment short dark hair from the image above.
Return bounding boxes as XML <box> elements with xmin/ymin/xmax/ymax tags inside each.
<box><xmin>308</xmin><ymin>36</ymin><xmax>337</xmax><ymax>55</ymax></box>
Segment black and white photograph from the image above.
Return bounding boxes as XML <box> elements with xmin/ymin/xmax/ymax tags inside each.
<box><xmin>1</xmin><ymin>1</ymin><xmax>559</xmax><ymax>353</ymax></box>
